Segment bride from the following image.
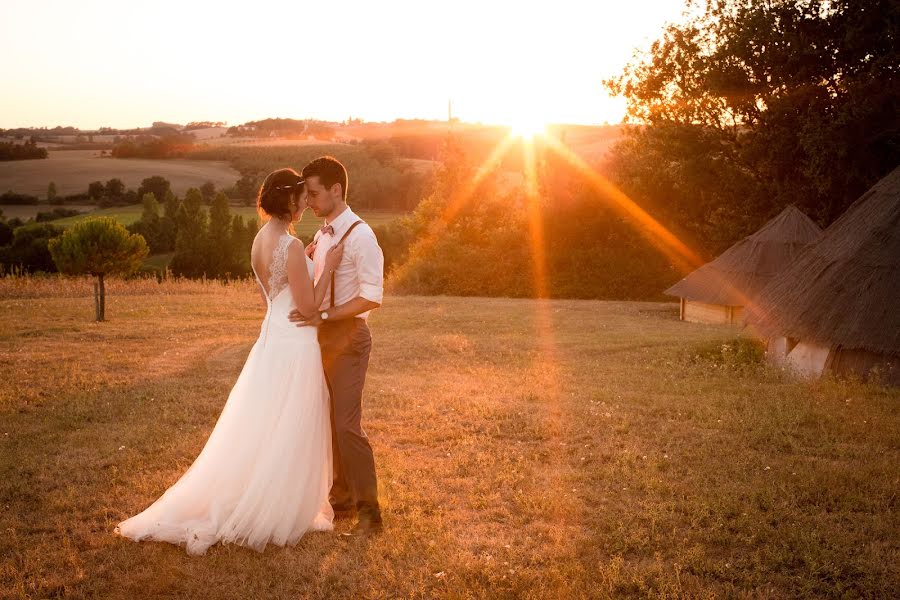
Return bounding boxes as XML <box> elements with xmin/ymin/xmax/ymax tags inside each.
<box><xmin>115</xmin><ymin>168</ymin><xmax>344</xmax><ymax>555</ymax></box>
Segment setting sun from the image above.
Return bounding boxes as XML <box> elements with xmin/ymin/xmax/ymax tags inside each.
<box><xmin>508</xmin><ymin>117</ymin><xmax>548</xmax><ymax>139</ymax></box>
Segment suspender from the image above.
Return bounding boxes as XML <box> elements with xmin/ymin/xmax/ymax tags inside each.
<box><xmin>330</xmin><ymin>220</ymin><xmax>365</xmax><ymax>308</ymax></box>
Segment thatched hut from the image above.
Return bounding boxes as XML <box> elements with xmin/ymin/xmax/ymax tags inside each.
<box><xmin>664</xmin><ymin>206</ymin><xmax>822</xmax><ymax>324</ymax></box>
<box><xmin>746</xmin><ymin>166</ymin><xmax>900</xmax><ymax>384</ymax></box>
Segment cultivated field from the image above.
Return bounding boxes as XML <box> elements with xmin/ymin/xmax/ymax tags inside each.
<box><xmin>0</xmin><ymin>280</ymin><xmax>897</xmax><ymax>598</ymax></box>
<box><xmin>0</xmin><ymin>150</ymin><xmax>239</xmax><ymax>197</ymax></box>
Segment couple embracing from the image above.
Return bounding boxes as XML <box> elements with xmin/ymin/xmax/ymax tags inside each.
<box><xmin>115</xmin><ymin>156</ymin><xmax>384</xmax><ymax>555</ymax></box>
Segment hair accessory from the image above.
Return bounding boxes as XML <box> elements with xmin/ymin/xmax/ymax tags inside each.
<box><xmin>272</xmin><ymin>179</ymin><xmax>304</xmax><ymax>192</ymax></box>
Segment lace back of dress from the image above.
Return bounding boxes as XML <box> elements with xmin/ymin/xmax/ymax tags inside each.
<box><xmin>266</xmin><ymin>234</ymin><xmax>294</xmax><ymax>300</ymax></box>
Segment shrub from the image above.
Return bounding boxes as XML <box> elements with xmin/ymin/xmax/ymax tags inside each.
<box><xmin>690</xmin><ymin>336</ymin><xmax>766</xmax><ymax>371</ymax></box>
<box><xmin>0</xmin><ymin>222</ymin><xmax>64</xmax><ymax>273</ymax></box>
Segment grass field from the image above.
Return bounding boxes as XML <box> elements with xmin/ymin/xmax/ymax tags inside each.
<box><xmin>0</xmin><ymin>279</ymin><xmax>897</xmax><ymax>598</ymax></box>
<box><xmin>0</xmin><ymin>150</ymin><xmax>239</xmax><ymax>197</ymax></box>
<box><xmin>49</xmin><ymin>206</ymin><xmax>405</xmax><ymax>237</ymax></box>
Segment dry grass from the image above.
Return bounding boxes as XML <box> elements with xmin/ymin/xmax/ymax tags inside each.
<box><xmin>0</xmin><ymin>281</ymin><xmax>897</xmax><ymax>599</ymax></box>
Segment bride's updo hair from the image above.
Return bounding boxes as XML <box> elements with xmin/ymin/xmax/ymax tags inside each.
<box><xmin>257</xmin><ymin>168</ymin><xmax>305</xmax><ymax>221</ymax></box>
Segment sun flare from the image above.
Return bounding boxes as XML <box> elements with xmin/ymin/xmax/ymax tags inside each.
<box><xmin>508</xmin><ymin>116</ymin><xmax>548</xmax><ymax>138</ymax></box>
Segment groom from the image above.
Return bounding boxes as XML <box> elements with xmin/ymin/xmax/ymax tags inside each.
<box><xmin>288</xmin><ymin>156</ymin><xmax>384</xmax><ymax>535</ymax></box>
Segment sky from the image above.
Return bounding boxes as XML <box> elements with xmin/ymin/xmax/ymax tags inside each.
<box><xmin>0</xmin><ymin>0</ymin><xmax>688</xmax><ymax>130</ymax></box>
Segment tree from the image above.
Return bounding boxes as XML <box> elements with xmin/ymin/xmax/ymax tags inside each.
<box><xmin>605</xmin><ymin>0</ymin><xmax>900</xmax><ymax>254</ymax></box>
<box><xmin>49</xmin><ymin>218</ymin><xmax>148</xmax><ymax>321</ymax></box>
<box><xmin>200</xmin><ymin>181</ymin><xmax>216</xmax><ymax>204</ymax></box>
<box><xmin>0</xmin><ymin>137</ymin><xmax>48</xmax><ymax>161</ymax></box>
<box><xmin>88</xmin><ymin>181</ymin><xmax>105</xmax><ymax>201</ymax></box>
<box><xmin>159</xmin><ymin>190</ymin><xmax>179</xmax><ymax>251</ymax></box>
<box><xmin>137</xmin><ymin>176</ymin><xmax>171</xmax><ymax>203</ymax></box>
<box><xmin>234</xmin><ymin>175</ymin><xmax>259</xmax><ymax>206</ymax></box>
<box><xmin>0</xmin><ymin>221</ymin><xmax>12</xmax><ymax>247</ymax></box>
<box><xmin>230</xmin><ymin>216</ymin><xmax>248</xmax><ymax>274</ymax></box>
<box><xmin>207</xmin><ymin>191</ymin><xmax>232</xmax><ymax>276</ymax></box>
<box><xmin>140</xmin><ymin>192</ymin><xmax>160</xmax><ymax>223</ymax></box>
<box><xmin>47</xmin><ymin>182</ymin><xmax>57</xmax><ymax>203</ymax></box>
<box><xmin>170</xmin><ymin>188</ymin><xmax>208</xmax><ymax>276</ymax></box>
<box><xmin>105</xmin><ymin>178</ymin><xmax>125</xmax><ymax>198</ymax></box>
<box><xmin>127</xmin><ymin>192</ymin><xmax>166</xmax><ymax>252</ymax></box>
<box><xmin>0</xmin><ymin>223</ymin><xmax>63</xmax><ymax>273</ymax></box>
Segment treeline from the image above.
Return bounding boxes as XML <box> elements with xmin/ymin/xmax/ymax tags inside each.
<box><xmin>127</xmin><ymin>188</ymin><xmax>257</xmax><ymax>278</ymax></box>
<box><xmin>1</xmin><ymin>176</ymin><xmax>223</xmax><ymax>210</ymax></box>
<box><xmin>226</xmin><ymin>118</ymin><xmax>336</xmax><ymax>140</ymax></box>
<box><xmin>111</xmin><ymin>132</ymin><xmax>196</xmax><ymax>159</ymax></box>
<box><xmin>0</xmin><ymin>217</ymin><xmax>62</xmax><ymax>273</ymax></box>
<box><xmin>0</xmin><ymin>138</ymin><xmax>48</xmax><ymax>161</ymax></box>
<box><xmin>184</xmin><ymin>121</ymin><xmax>225</xmax><ymax>130</ymax></box>
<box><xmin>0</xmin><ymin>175</ymin><xmax>253</xmax><ymax>278</ymax></box>
<box><xmin>384</xmin><ymin>138</ymin><xmax>674</xmax><ymax>300</ymax></box>
<box><xmin>605</xmin><ymin>0</ymin><xmax>900</xmax><ymax>256</ymax></box>
<box><xmin>0</xmin><ymin>178</ymin><xmax>148</xmax><ymax>207</ymax></box>
<box><xmin>187</xmin><ymin>144</ymin><xmax>431</xmax><ymax>211</ymax></box>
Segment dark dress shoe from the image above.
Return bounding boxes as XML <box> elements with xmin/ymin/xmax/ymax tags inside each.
<box><xmin>348</xmin><ymin>517</ymin><xmax>383</xmax><ymax>536</ymax></box>
<box><xmin>330</xmin><ymin>502</ymin><xmax>356</xmax><ymax>518</ymax></box>
<box><xmin>346</xmin><ymin>506</ymin><xmax>383</xmax><ymax>536</ymax></box>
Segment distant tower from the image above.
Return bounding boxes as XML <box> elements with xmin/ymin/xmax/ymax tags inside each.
<box><xmin>448</xmin><ymin>99</ymin><xmax>452</xmax><ymax>123</ymax></box>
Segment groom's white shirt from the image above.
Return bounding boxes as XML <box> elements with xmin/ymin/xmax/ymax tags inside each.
<box><xmin>312</xmin><ymin>207</ymin><xmax>384</xmax><ymax>320</ymax></box>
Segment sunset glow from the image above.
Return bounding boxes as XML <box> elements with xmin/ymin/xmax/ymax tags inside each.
<box><xmin>508</xmin><ymin>117</ymin><xmax>548</xmax><ymax>139</ymax></box>
<box><xmin>0</xmin><ymin>1</ymin><xmax>687</xmax><ymax>129</ymax></box>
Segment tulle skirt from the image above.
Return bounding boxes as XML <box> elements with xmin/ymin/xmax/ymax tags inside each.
<box><xmin>114</xmin><ymin>326</ymin><xmax>333</xmax><ymax>555</ymax></box>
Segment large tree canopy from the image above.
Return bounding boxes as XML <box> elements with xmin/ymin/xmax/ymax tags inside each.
<box><xmin>607</xmin><ymin>0</ymin><xmax>899</xmax><ymax>255</ymax></box>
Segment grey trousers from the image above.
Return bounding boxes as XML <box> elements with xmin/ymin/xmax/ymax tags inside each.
<box><xmin>318</xmin><ymin>318</ymin><xmax>379</xmax><ymax>511</ymax></box>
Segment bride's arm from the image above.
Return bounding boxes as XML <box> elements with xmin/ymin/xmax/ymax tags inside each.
<box><xmin>286</xmin><ymin>241</ymin><xmax>344</xmax><ymax>318</ymax></box>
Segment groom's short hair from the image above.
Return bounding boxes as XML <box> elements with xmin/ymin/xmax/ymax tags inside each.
<box><xmin>302</xmin><ymin>156</ymin><xmax>348</xmax><ymax>202</ymax></box>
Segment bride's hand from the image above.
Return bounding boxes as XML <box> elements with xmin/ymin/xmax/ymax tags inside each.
<box><xmin>324</xmin><ymin>243</ymin><xmax>344</xmax><ymax>273</ymax></box>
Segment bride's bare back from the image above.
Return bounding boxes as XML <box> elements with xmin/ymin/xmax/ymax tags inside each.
<box><xmin>251</xmin><ymin>221</ymin><xmax>296</xmax><ymax>299</ymax></box>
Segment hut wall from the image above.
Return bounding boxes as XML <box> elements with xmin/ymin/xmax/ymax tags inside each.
<box><xmin>682</xmin><ymin>300</ymin><xmax>744</xmax><ymax>325</ymax></box>
<box><xmin>766</xmin><ymin>336</ymin><xmax>796</xmax><ymax>362</ymax></box>
<box><xmin>831</xmin><ymin>348</ymin><xmax>900</xmax><ymax>385</ymax></box>
<box><xmin>784</xmin><ymin>341</ymin><xmax>833</xmax><ymax>377</ymax></box>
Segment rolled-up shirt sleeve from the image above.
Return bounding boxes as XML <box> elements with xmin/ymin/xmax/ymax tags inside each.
<box><xmin>352</xmin><ymin>227</ymin><xmax>384</xmax><ymax>305</ymax></box>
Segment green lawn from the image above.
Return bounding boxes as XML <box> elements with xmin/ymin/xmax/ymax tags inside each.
<box><xmin>0</xmin><ymin>282</ymin><xmax>897</xmax><ymax>598</ymax></box>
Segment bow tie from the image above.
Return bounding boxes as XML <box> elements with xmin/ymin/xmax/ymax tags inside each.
<box><xmin>319</xmin><ymin>224</ymin><xmax>334</xmax><ymax>236</ymax></box>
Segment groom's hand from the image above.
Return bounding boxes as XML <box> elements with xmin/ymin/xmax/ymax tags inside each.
<box><xmin>288</xmin><ymin>309</ymin><xmax>310</xmax><ymax>322</ymax></box>
<box><xmin>288</xmin><ymin>309</ymin><xmax>322</xmax><ymax>327</ymax></box>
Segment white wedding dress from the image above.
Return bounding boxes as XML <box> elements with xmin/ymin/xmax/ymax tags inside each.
<box><xmin>115</xmin><ymin>233</ymin><xmax>334</xmax><ymax>555</ymax></box>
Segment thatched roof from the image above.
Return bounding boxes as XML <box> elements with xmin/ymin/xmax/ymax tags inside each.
<box><xmin>746</xmin><ymin>166</ymin><xmax>900</xmax><ymax>356</ymax></box>
<box><xmin>664</xmin><ymin>205</ymin><xmax>822</xmax><ymax>306</ymax></box>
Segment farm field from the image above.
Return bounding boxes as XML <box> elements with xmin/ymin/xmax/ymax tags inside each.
<box><xmin>0</xmin><ymin>281</ymin><xmax>897</xmax><ymax>598</ymax></box>
<box><xmin>0</xmin><ymin>150</ymin><xmax>239</xmax><ymax>197</ymax></box>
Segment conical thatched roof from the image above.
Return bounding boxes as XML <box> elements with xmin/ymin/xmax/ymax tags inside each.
<box><xmin>746</xmin><ymin>166</ymin><xmax>900</xmax><ymax>356</ymax></box>
<box><xmin>664</xmin><ymin>205</ymin><xmax>822</xmax><ymax>306</ymax></box>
